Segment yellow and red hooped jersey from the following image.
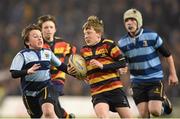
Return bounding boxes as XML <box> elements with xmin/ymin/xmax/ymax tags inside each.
<box><xmin>81</xmin><ymin>39</ymin><xmax>124</xmax><ymax>96</ymax></box>
<box><xmin>43</xmin><ymin>37</ymin><xmax>76</xmax><ymax>85</ymax></box>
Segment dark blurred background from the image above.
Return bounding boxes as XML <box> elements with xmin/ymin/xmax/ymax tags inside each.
<box><xmin>0</xmin><ymin>0</ymin><xmax>179</xmax><ymax>103</ymax></box>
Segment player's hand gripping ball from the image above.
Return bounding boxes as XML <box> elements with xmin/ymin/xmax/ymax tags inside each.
<box><xmin>68</xmin><ymin>54</ymin><xmax>87</xmax><ymax>79</ymax></box>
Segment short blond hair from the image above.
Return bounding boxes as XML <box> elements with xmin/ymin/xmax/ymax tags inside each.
<box><xmin>82</xmin><ymin>16</ymin><xmax>104</xmax><ymax>34</ymax></box>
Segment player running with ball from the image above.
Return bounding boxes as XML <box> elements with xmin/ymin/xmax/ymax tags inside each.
<box><xmin>79</xmin><ymin>16</ymin><xmax>133</xmax><ymax>118</ymax></box>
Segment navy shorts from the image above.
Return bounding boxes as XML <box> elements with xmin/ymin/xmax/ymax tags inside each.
<box><xmin>132</xmin><ymin>81</ymin><xmax>164</xmax><ymax>105</ymax></box>
<box><xmin>22</xmin><ymin>85</ymin><xmax>59</xmax><ymax>118</ymax></box>
<box><xmin>92</xmin><ymin>88</ymin><xmax>130</xmax><ymax>112</ymax></box>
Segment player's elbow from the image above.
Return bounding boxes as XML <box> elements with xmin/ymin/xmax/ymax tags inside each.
<box><xmin>10</xmin><ymin>70</ymin><xmax>19</xmax><ymax>78</ymax></box>
<box><xmin>120</xmin><ymin>58</ymin><xmax>127</xmax><ymax>68</ymax></box>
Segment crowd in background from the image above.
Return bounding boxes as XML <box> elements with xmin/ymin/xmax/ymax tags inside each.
<box><xmin>0</xmin><ymin>0</ymin><xmax>179</xmax><ymax>99</ymax></box>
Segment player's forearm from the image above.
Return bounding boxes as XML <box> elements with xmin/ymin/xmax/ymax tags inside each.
<box><xmin>166</xmin><ymin>55</ymin><xmax>177</xmax><ymax>75</ymax></box>
<box><xmin>56</xmin><ymin>63</ymin><xmax>77</xmax><ymax>77</ymax></box>
<box><xmin>10</xmin><ymin>70</ymin><xmax>28</xmax><ymax>78</ymax></box>
<box><xmin>102</xmin><ymin>58</ymin><xmax>126</xmax><ymax>71</ymax></box>
<box><xmin>56</xmin><ymin>63</ymin><xmax>68</xmax><ymax>74</ymax></box>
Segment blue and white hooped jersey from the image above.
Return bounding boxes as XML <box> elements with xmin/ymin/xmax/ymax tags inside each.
<box><xmin>10</xmin><ymin>48</ymin><xmax>62</xmax><ymax>91</ymax></box>
<box><xmin>118</xmin><ymin>28</ymin><xmax>163</xmax><ymax>83</ymax></box>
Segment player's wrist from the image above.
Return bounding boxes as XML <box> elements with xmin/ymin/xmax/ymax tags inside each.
<box><xmin>99</xmin><ymin>64</ymin><xmax>103</xmax><ymax>69</ymax></box>
<box><xmin>27</xmin><ymin>69</ymin><xmax>30</xmax><ymax>74</ymax></box>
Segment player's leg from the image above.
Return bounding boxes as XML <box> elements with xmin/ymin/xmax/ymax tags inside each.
<box><xmin>41</xmin><ymin>102</ymin><xmax>57</xmax><ymax>118</ymax></box>
<box><xmin>54</xmin><ymin>99</ymin><xmax>75</xmax><ymax>118</ymax></box>
<box><xmin>148</xmin><ymin>100</ymin><xmax>162</xmax><ymax>116</ymax></box>
<box><xmin>116</xmin><ymin>107</ymin><xmax>132</xmax><ymax>118</ymax></box>
<box><xmin>22</xmin><ymin>95</ymin><xmax>42</xmax><ymax>118</ymax></box>
<box><xmin>148</xmin><ymin>81</ymin><xmax>171</xmax><ymax>117</ymax></box>
<box><xmin>132</xmin><ymin>83</ymin><xmax>150</xmax><ymax>118</ymax></box>
<box><xmin>162</xmin><ymin>95</ymin><xmax>173</xmax><ymax>114</ymax></box>
<box><xmin>137</xmin><ymin>102</ymin><xmax>150</xmax><ymax>118</ymax></box>
<box><xmin>40</xmin><ymin>86</ymin><xmax>59</xmax><ymax>118</ymax></box>
<box><xmin>113</xmin><ymin>88</ymin><xmax>133</xmax><ymax>118</ymax></box>
<box><xmin>53</xmin><ymin>91</ymin><xmax>75</xmax><ymax>118</ymax></box>
<box><xmin>94</xmin><ymin>102</ymin><xmax>109</xmax><ymax>118</ymax></box>
<box><xmin>53</xmin><ymin>89</ymin><xmax>65</xmax><ymax>118</ymax></box>
<box><xmin>53</xmin><ymin>83</ymin><xmax>76</xmax><ymax>118</ymax></box>
<box><xmin>92</xmin><ymin>93</ymin><xmax>110</xmax><ymax>118</ymax></box>
<box><xmin>40</xmin><ymin>85</ymin><xmax>61</xmax><ymax>118</ymax></box>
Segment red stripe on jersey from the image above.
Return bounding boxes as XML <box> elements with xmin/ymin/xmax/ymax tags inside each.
<box><xmin>91</xmin><ymin>80</ymin><xmax>123</xmax><ymax>95</ymax></box>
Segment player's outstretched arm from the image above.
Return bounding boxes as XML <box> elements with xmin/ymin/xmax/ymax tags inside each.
<box><xmin>166</xmin><ymin>55</ymin><xmax>179</xmax><ymax>86</ymax></box>
<box><xmin>10</xmin><ymin>64</ymin><xmax>41</xmax><ymax>78</ymax></box>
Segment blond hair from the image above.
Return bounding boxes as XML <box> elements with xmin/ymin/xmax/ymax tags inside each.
<box><xmin>82</xmin><ymin>16</ymin><xmax>104</xmax><ymax>34</ymax></box>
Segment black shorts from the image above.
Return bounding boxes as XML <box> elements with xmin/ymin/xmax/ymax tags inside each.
<box><xmin>132</xmin><ymin>81</ymin><xmax>164</xmax><ymax>105</ymax></box>
<box><xmin>22</xmin><ymin>85</ymin><xmax>59</xmax><ymax>118</ymax></box>
<box><xmin>92</xmin><ymin>88</ymin><xmax>130</xmax><ymax>112</ymax></box>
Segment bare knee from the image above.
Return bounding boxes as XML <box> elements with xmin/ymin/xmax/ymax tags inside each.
<box><xmin>137</xmin><ymin>102</ymin><xmax>149</xmax><ymax>118</ymax></box>
<box><xmin>148</xmin><ymin>100</ymin><xmax>162</xmax><ymax>117</ymax></box>
<box><xmin>42</xmin><ymin>103</ymin><xmax>57</xmax><ymax>118</ymax></box>
<box><xmin>149</xmin><ymin>108</ymin><xmax>161</xmax><ymax>117</ymax></box>
<box><xmin>43</xmin><ymin>108</ymin><xmax>55</xmax><ymax>118</ymax></box>
<box><xmin>116</xmin><ymin>107</ymin><xmax>133</xmax><ymax>118</ymax></box>
<box><xmin>94</xmin><ymin>103</ymin><xmax>109</xmax><ymax>119</ymax></box>
<box><xmin>139</xmin><ymin>110</ymin><xmax>150</xmax><ymax>118</ymax></box>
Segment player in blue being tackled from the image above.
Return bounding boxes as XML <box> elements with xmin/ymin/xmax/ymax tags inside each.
<box><xmin>9</xmin><ymin>24</ymin><xmax>76</xmax><ymax>118</ymax></box>
<box><xmin>118</xmin><ymin>8</ymin><xmax>179</xmax><ymax>118</ymax></box>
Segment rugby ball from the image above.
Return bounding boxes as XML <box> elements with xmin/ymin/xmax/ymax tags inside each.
<box><xmin>69</xmin><ymin>54</ymin><xmax>87</xmax><ymax>79</ymax></box>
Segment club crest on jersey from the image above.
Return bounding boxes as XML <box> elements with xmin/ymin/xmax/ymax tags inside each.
<box><xmin>45</xmin><ymin>52</ymin><xmax>50</xmax><ymax>58</ymax></box>
<box><xmin>143</xmin><ymin>40</ymin><xmax>148</xmax><ymax>47</ymax></box>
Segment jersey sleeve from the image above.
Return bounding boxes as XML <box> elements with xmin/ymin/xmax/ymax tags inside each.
<box><xmin>107</xmin><ymin>40</ymin><xmax>125</xmax><ymax>61</ymax></box>
<box><xmin>102</xmin><ymin>40</ymin><xmax>126</xmax><ymax>70</ymax></box>
<box><xmin>50</xmin><ymin>50</ymin><xmax>69</xmax><ymax>74</ymax></box>
<box><xmin>10</xmin><ymin>53</ymin><xmax>25</xmax><ymax>71</ymax></box>
<box><xmin>154</xmin><ymin>35</ymin><xmax>163</xmax><ymax>49</ymax></box>
<box><xmin>64</xmin><ymin>43</ymin><xmax>77</xmax><ymax>56</ymax></box>
<box><xmin>50</xmin><ymin>51</ymin><xmax>62</xmax><ymax>67</ymax></box>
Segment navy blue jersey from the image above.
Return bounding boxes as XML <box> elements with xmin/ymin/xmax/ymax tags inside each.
<box><xmin>10</xmin><ymin>48</ymin><xmax>62</xmax><ymax>92</ymax></box>
<box><xmin>118</xmin><ymin>28</ymin><xmax>163</xmax><ymax>83</ymax></box>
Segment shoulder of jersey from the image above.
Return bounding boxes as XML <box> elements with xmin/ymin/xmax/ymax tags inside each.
<box><xmin>102</xmin><ymin>39</ymin><xmax>114</xmax><ymax>43</ymax></box>
<box><xmin>54</xmin><ymin>36</ymin><xmax>64</xmax><ymax>41</ymax></box>
<box><xmin>20</xmin><ymin>48</ymin><xmax>34</xmax><ymax>53</ymax></box>
<box><xmin>121</xmin><ymin>34</ymin><xmax>128</xmax><ymax>40</ymax></box>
